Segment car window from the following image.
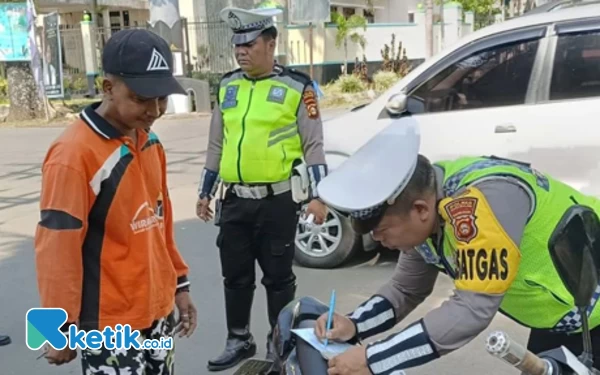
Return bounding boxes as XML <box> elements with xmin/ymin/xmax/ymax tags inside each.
<box><xmin>410</xmin><ymin>39</ymin><xmax>540</xmax><ymax>113</ymax></box>
<box><xmin>550</xmin><ymin>30</ymin><xmax>600</xmax><ymax>101</ymax></box>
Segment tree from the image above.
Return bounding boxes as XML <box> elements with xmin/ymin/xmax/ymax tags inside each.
<box><xmin>331</xmin><ymin>11</ymin><xmax>367</xmax><ymax>75</ymax></box>
<box><xmin>454</xmin><ymin>0</ymin><xmax>500</xmax><ymax>29</ymax></box>
<box><xmin>6</xmin><ymin>62</ymin><xmax>48</xmax><ymax>121</ymax></box>
<box><xmin>4</xmin><ymin>0</ymin><xmax>52</xmax><ymax>122</ymax></box>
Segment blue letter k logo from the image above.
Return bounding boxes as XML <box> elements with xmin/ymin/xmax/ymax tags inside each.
<box><xmin>26</xmin><ymin>308</ymin><xmax>69</xmax><ymax>350</ymax></box>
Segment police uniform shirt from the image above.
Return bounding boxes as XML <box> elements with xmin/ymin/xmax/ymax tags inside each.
<box><xmin>204</xmin><ymin>66</ymin><xmax>326</xmax><ymax>178</ymax></box>
<box><xmin>376</xmin><ymin>167</ymin><xmax>530</xmax><ymax>351</ymax></box>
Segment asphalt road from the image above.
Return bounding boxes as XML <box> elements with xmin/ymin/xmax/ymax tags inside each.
<box><xmin>0</xmin><ymin>111</ymin><xmax>529</xmax><ymax>375</ymax></box>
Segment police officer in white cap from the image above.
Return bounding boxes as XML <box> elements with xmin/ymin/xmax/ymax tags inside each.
<box><xmin>198</xmin><ymin>5</ymin><xmax>329</xmax><ymax>372</ymax></box>
<box><xmin>308</xmin><ymin>118</ymin><xmax>600</xmax><ymax>374</ymax></box>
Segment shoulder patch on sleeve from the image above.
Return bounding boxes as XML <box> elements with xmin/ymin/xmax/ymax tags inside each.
<box><xmin>302</xmin><ymin>88</ymin><xmax>320</xmax><ymax>120</ymax></box>
<box><xmin>439</xmin><ymin>186</ymin><xmax>522</xmax><ymax>294</ymax></box>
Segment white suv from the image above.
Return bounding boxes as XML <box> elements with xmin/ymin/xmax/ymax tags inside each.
<box><xmin>294</xmin><ymin>4</ymin><xmax>600</xmax><ymax>269</ymax></box>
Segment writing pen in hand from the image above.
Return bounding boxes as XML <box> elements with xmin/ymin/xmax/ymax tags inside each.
<box><xmin>324</xmin><ymin>289</ymin><xmax>336</xmax><ymax>347</ymax></box>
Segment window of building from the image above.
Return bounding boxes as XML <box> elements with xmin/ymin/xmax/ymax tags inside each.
<box><xmin>364</xmin><ymin>9</ymin><xmax>375</xmax><ymax>23</ymax></box>
<box><xmin>550</xmin><ymin>30</ymin><xmax>600</xmax><ymax>101</ymax></box>
<box><xmin>410</xmin><ymin>39</ymin><xmax>540</xmax><ymax>113</ymax></box>
<box><xmin>342</xmin><ymin>7</ymin><xmax>356</xmax><ymax>18</ymax></box>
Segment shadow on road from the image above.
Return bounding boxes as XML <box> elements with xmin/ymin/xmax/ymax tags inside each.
<box><xmin>0</xmin><ymin>162</ymin><xmax>42</xmax><ymax>182</ymax></box>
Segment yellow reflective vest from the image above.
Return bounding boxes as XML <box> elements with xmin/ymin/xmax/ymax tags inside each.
<box><xmin>218</xmin><ymin>66</ymin><xmax>310</xmax><ymax>184</ymax></box>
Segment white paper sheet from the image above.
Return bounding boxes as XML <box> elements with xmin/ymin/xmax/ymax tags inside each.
<box><xmin>291</xmin><ymin>328</ymin><xmax>354</xmax><ymax>360</ymax></box>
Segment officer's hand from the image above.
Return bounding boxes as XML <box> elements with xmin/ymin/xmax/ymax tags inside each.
<box><xmin>328</xmin><ymin>345</ymin><xmax>370</xmax><ymax>375</ymax></box>
<box><xmin>44</xmin><ymin>346</ymin><xmax>77</xmax><ymax>365</ymax></box>
<box><xmin>306</xmin><ymin>199</ymin><xmax>328</xmax><ymax>225</ymax></box>
<box><xmin>196</xmin><ymin>198</ymin><xmax>213</xmax><ymax>222</ymax></box>
<box><xmin>314</xmin><ymin>312</ymin><xmax>356</xmax><ymax>343</ymax></box>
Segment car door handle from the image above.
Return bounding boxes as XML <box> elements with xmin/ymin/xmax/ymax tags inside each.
<box><xmin>495</xmin><ymin>124</ymin><xmax>517</xmax><ymax>133</ymax></box>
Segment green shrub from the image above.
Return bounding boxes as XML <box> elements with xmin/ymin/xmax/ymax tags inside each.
<box><xmin>373</xmin><ymin>70</ymin><xmax>400</xmax><ymax>92</ymax></box>
<box><xmin>0</xmin><ymin>77</ymin><xmax>7</xmax><ymax>98</ymax></box>
<box><xmin>337</xmin><ymin>74</ymin><xmax>366</xmax><ymax>93</ymax></box>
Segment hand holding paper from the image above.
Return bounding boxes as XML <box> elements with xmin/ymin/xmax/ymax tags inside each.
<box><xmin>292</xmin><ymin>328</ymin><xmax>354</xmax><ymax>360</ymax></box>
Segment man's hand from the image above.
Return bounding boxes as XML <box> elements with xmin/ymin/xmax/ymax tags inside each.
<box><xmin>314</xmin><ymin>312</ymin><xmax>357</xmax><ymax>342</ymax></box>
<box><xmin>44</xmin><ymin>346</ymin><xmax>77</xmax><ymax>365</ymax></box>
<box><xmin>196</xmin><ymin>197</ymin><xmax>213</xmax><ymax>222</ymax></box>
<box><xmin>174</xmin><ymin>291</ymin><xmax>198</xmax><ymax>338</ymax></box>
<box><xmin>305</xmin><ymin>199</ymin><xmax>328</xmax><ymax>225</ymax></box>
<box><xmin>328</xmin><ymin>345</ymin><xmax>371</xmax><ymax>375</ymax></box>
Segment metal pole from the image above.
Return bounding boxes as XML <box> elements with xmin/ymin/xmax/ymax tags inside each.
<box><xmin>425</xmin><ymin>0</ymin><xmax>434</xmax><ymax>58</ymax></box>
<box><xmin>87</xmin><ymin>0</ymin><xmax>98</xmax><ymax>97</ymax></box>
<box><xmin>439</xmin><ymin>0</ymin><xmax>444</xmax><ymax>51</ymax></box>
<box><xmin>183</xmin><ymin>17</ymin><xmax>191</xmax><ymax>76</ymax></box>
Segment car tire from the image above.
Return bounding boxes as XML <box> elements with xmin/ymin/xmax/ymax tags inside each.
<box><xmin>294</xmin><ymin>206</ymin><xmax>359</xmax><ymax>269</ymax></box>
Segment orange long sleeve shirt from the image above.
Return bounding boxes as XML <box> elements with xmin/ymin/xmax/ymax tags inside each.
<box><xmin>34</xmin><ymin>103</ymin><xmax>190</xmax><ymax>332</ymax></box>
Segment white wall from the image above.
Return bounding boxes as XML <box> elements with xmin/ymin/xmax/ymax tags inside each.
<box><xmin>284</xmin><ymin>4</ymin><xmax>474</xmax><ymax>65</ymax></box>
<box><xmin>374</xmin><ymin>0</ymin><xmax>420</xmax><ymax>23</ymax></box>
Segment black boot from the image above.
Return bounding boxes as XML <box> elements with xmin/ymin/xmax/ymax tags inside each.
<box><xmin>265</xmin><ymin>283</ymin><xmax>297</xmax><ymax>362</ymax></box>
<box><xmin>0</xmin><ymin>335</ymin><xmax>10</xmax><ymax>347</ymax></box>
<box><xmin>207</xmin><ymin>287</ymin><xmax>257</xmax><ymax>372</ymax></box>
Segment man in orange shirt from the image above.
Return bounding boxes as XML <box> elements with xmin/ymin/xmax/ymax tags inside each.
<box><xmin>34</xmin><ymin>29</ymin><xmax>197</xmax><ymax>374</ymax></box>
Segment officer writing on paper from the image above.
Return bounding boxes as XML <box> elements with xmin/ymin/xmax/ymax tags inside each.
<box><xmin>312</xmin><ymin>118</ymin><xmax>600</xmax><ymax>374</ymax></box>
<box><xmin>195</xmin><ymin>6</ymin><xmax>329</xmax><ymax>372</ymax></box>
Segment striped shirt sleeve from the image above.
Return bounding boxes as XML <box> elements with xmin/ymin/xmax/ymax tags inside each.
<box><xmin>349</xmin><ymin>249</ymin><xmax>439</xmax><ymax>341</ymax></box>
<box><xmin>348</xmin><ymin>295</ymin><xmax>397</xmax><ymax>340</ymax></box>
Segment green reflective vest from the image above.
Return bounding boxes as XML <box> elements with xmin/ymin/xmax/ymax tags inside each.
<box><xmin>418</xmin><ymin>156</ymin><xmax>600</xmax><ymax>332</ymax></box>
<box><xmin>217</xmin><ymin>67</ymin><xmax>309</xmax><ymax>184</ymax></box>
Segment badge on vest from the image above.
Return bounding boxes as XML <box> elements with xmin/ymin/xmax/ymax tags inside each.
<box><xmin>221</xmin><ymin>85</ymin><xmax>239</xmax><ymax>109</ymax></box>
<box><xmin>267</xmin><ymin>86</ymin><xmax>287</xmax><ymax>104</ymax></box>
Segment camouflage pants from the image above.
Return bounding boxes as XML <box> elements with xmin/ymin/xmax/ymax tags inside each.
<box><xmin>81</xmin><ymin>312</ymin><xmax>176</xmax><ymax>375</ymax></box>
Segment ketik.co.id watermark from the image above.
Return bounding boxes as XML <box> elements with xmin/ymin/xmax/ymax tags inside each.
<box><xmin>26</xmin><ymin>308</ymin><xmax>173</xmax><ymax>353</ymax></box>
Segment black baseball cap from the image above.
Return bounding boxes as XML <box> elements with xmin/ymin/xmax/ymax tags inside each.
<box><xmin>102</xmin><ymin>29</ymin><xmax>186</xmax><ymax>98</ymax></box>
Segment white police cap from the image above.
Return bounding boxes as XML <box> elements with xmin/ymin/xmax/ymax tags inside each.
<box><xmin>220</xmin><ymin>7</ymin><xmax>282</xmax><ymax>45</ymax></box>
<box><xmin>317</xmin><ymin>117</ymin><xmax>421</xmax><ymax>234</ymax></box>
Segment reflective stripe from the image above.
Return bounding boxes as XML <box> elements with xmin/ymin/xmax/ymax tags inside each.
<box><xmin>270</xmin><ymin>75</ymin><xmax>306</xmax><ymax>93</ymax></box>
<box><xmin>349</xmin><ymin>295</ymin><xmax>396</xmax><ymax>339</ymax></box>
<box><xmin>220</xmin><ymin>72</ymin><xmax>245</xmax><ymax>87</ymax></box>
<box><xmin>269</xmin><ymin>122</ymin><xmax>297</xmax><ymax>138</ymax></box>
<box><xmin>268</xmin><ymin>128</ymin><xmax>298</xmax><ymax>147</ymax></box>
<box><xmin>443</xmin><ymin>158</ymin><xmax>550</xmax><ymax>197</ymax></box>
<box><xmin>308</xmin><ymin>164</ymin><xmax>328</xmax><ymax>198</ymax></box>
<box><xmin>357</xmin><ymin>309</ymin><xmax>395</xmax><ymax>334</ymax></box>
<box><xmin>366</xmin><ymin>321</ymin><xmax>439</xmax><ymax>375</ymax></box>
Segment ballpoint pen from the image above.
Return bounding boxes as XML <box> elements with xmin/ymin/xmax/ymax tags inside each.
<box><xmin>324</xmin><ymin>289</ymin><xmax>336</xmax><ymax>347</ymax></box>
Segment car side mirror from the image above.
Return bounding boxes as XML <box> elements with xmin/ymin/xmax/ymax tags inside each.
<box><xmin>548</xmin><ymin>205</ymin><xmax>600</xmax><ymax>307</ymax></box>
<box><xmin>385</xmin><ymin>93</ymin><xmax>408</xmax><ymax>116</ymax></box>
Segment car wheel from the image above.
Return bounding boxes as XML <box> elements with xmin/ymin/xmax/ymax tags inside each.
<box><xmin>294</xmin><ymin>205</ymin><xmax>358</xmax><ymax>269</ymax></box>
